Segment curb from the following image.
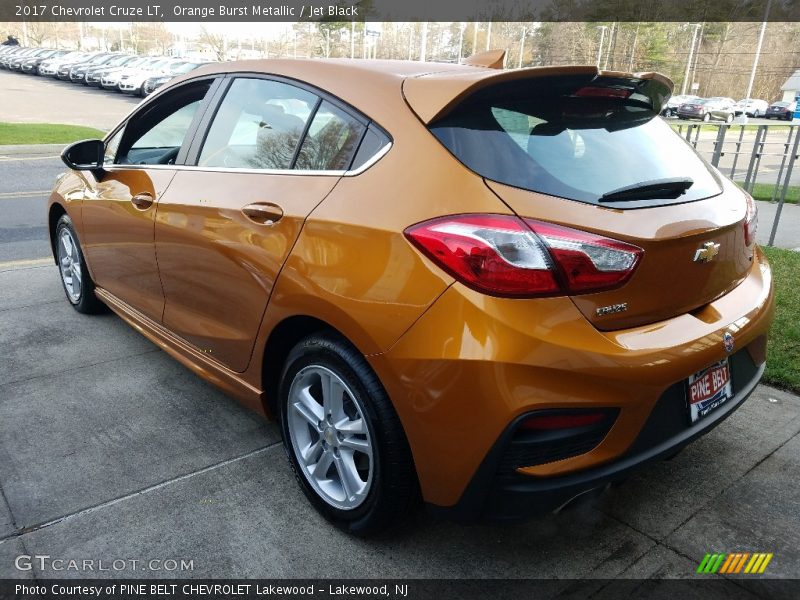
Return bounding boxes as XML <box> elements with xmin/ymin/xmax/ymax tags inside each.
<box><xmin>0</xmin><ymin>144</ymin><xmax>65</xmax><ymax>156</ymax></box>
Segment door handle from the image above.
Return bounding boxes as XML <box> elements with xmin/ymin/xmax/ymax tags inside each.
<box><xmin>242</xmin><ymin>202</ymin><xmax>283</xmax><ymax>225</ymax></box>
<box><xmin>131</xmin><ymin>192</ymin><xmax>154</xmax><ymax>210</ymax></box>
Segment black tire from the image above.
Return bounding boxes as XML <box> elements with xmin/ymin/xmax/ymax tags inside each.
<box><xmin>54</xmin><ymin>214</ymin><xmax>105</xmax><ymax>314</ymax></box>
<box><xmin>278</xmin><ymin>332</ymin><xmax>420</xmax><ymax>535</ymax></box>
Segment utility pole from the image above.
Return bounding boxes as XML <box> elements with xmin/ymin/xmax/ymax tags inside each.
<box><xmin>457</xmin><ymin>22</ymin><xmax>465</xmax><ymax>62</ymax></box>
<box><xmin>350</xmin><ymin>21</ymin><xmax>355</xmax><ymax>59</ymax></box>
<box><xmin>604</xmin><ymin>22</ymin><xmax>616</xmax><ymax>70</ymax></box>
<box><xmin>596</xmin><ymin>26</ymin><xmax>607</xmax><ymax>69</ymax></box>
<box><xmin>628</xmin><ymin>23</ymin><xmax>639</xmax><ymax>72</ymax></box>
<box><xmin>472</xmin><ymin>23</ymin><xmax>479</xmax><ymax>55</ymax></box>
<box><xmin>743</xmin><ymin>0</ymin><xmax>771</xmax><ymax>114</ymax></box>
<box><xmin>690</xmin><ymin>22</ymin><xmax>704</xmax><ymax>85</ymax></box>
<box><xmin>485</xmin><ymin>22</ymin><xmax>492</xmax><ymax>50</ymax></box>
<box><xmin>681</xmin><ymin>24</ymin><xmax>701</xmax><ymax>96</ymax></box>
<box><xmin>517</xmin><ymin>27</ymin><xmax>526</xmax><ymax>68</ymax></box>
<box><xmin>419</xmin><ymin>22</ymin><xmax>428</xmax><ymax>62</ymax></box>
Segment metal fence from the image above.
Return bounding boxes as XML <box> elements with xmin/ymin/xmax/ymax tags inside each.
<box><xmin>670</xmin><ymin>122</ymin><xmax>799</xmax><ymax>246</ymax></box>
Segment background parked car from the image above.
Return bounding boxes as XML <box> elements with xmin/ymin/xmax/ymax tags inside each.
<box><xmin>118</xmin><ymin>57</ymin><xmax>183</xmax><ymax>95</ymax></box>
<box><xmin>57</xmin><ymin>53</ymin><xmax>107</xmax><ymax>80</ymax></box>
<box><xmin>22</xmin><ymin>49</ymin><xmax>68</xmax><ymax>74</ymax></box>
<box><xmin>69</xmin><ymin>53</ymin><xmax>122</xmax><ymax>84</ymax></box>
<box><xmin>142</xmin><ymin>61</ymin><xmax>208</xmax><ymax>96</ymax></box>
<box><xmin>765</xmin><ymin>101</ymin><xmax>797</xmax><ymax>120</ymax></box>
<box><xmin>84</xmin><ymin>54</ymin><xmax>137</xmax><ymax>86</ymax></box>
<box><xmin>733</xmin><ymin>98</ymin><xmax>769</xmax><ymax>117</ymax></box>
<box><xmin>661</xmin><ymin>94</ymin><xmax>700</xmax><ymax>117</ymax></box>
<box><xmin>677</xmin><ymin>97</ymin><xmax>736</xmax><ymax>122</ymax></box>
<box><xmin>38</xmin><ymin>51</ymin><xmax>90</xmax><ymax>76</ymax></box>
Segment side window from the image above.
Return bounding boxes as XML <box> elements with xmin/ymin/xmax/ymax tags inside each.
<box><xmin>116</xmin><ymin>80</ymin><xmax>211</xmax><ymax>166</ymax></box>
<box><xmin>294</xmin><ymin>101</ymin><xmax>365</xmax><ymax>171</ymax></box>
<box><xmin>351</xmin><ymin>125</ymin><xmax>391</xmax><ymax>170</ymax></box>
<box><xmin>198</xmin><ymin>78</ymin><xmax>317</xmax><ymax>170</ymax></box>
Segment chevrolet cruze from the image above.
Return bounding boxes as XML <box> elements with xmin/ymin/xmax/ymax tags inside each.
<box><xmin>48</xmin><ymin>53</ymin><xmax>774</xmax><ymax>534</ymax></box>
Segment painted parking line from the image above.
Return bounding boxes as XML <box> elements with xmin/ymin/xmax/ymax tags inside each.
<box><xmin>0</xmin><ymin>190</ymin><xmax>51</xmax><ymax>199</ymax></box>
<box><xmin>0</xmin><ymin>257</ymin><xmax>53</xmax><ymax>271</ymax></box>
<box><xmin>0</xmin><ymin>155</ymin><xmax>60</xmax><ymax>162</ymax></box>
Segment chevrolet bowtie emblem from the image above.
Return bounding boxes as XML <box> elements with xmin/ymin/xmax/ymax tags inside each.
<box><xmin>694</xmin><ymin>241</ymin><xmax>721</xmax><ymax>263</ymax></box>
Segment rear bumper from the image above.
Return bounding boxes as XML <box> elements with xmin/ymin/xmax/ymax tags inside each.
<box><xmin>437</xmin><ymin>348</ymin><xmax>763</xmax><ymax>522</ymax></box>
<box><xmin>369</xmin><ymin>247</ymin><xmax>774</xmax><ymax>513</ymax></box>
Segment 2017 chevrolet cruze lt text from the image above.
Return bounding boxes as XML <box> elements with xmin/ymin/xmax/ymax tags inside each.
<box><xmin>48</xmin><ymin>53</ymin><xmax>774</xmax><ymax>534</ymax></box>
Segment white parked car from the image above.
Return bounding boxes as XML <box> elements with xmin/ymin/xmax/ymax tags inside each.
<box><xmin>734</xmin><ymin>98</ymin><xmax>769</xmax><ymax>118</ymax></box>
<box><xmin>99</xmin><ymin>56</ymin><xmax>157</xmax><ymax>90</ymax></box>
<box><xmin>38</xmin><ymin>51</ymin><xmax>90</xmax><ymax>76</ymax></box>
<box><xmin>118</xmin><ymin>58</ymin><xmax>184</xmax><ymax>96</ymax></box>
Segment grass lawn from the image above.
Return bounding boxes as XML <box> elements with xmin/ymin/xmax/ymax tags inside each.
<box><xmin>736</xmin><ymin>182</ymin><xmax>799</xmax><ymax>205</ymax></box>
<box><xmin>762</xmin><ymin>247</ymin><xmax>800</xmax><ymax>394</ymax></box>
<box><xmin>0</xmin><ymin>122</ymin><xmax>105</xmax><ymax>145</ymax></box>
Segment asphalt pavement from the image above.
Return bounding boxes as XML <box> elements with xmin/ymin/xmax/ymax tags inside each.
<box><xmin>1</xmin><ymin>70</ymin><xmax>138</xmax><ymax>130</ymax></box>
<box><xmin>0</xmin><ymin>262</ymin><xmax>798</xmax><ymax>582</ymax></box>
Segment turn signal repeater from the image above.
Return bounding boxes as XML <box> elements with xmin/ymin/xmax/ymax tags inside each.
<box><xmin>404</xmin><ymin>214</ymin><xmax>643</xmax><ymax>298</ymax></box>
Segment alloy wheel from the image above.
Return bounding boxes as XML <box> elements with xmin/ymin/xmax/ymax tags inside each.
<box><xmin>287</xmin><ymin>365</ymin><xmax>374</xmax><ymax>510</ymax></box>
<box><xmin>57</xmin><ymin>227</ymin><xmax>82</xmax><ymax>303</ymax></box>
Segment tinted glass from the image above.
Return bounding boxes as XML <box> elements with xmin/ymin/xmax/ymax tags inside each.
<box><xmin>199</xmin><ymin>78</ymin><xmax>317</xmax><ymax>170</ymax></box>
<box><xmin>351</xmin><ymin>126</ymin><xmax>390</xmax><ymax>170</ymax></box>
<box><xmin>294</xmin><ymin>101</ymin><xmax>365</xmax><ymax>170</ymax></box>
<box><xmin>115</xmin><ymin>81</ymin><xmax>211</xmax><ymax>165</ymax></box>
<box><xmin>430</xmin><ymin>77</ymin><xmax>722</xmax><ymax>206</ymax></box>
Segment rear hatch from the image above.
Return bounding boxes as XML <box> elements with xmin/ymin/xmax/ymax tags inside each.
<box><xmin>405</xmin><ymin>67</ymin><xmax>754</xmax><ymax>330</ymax></box>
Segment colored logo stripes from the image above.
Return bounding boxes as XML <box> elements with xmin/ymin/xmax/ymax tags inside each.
<box><xmin>697</xmin><ymin>552</ymin><xmax>773</xmax><ymax>574</ymax></box>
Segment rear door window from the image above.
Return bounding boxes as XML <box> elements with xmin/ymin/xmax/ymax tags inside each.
<box><xmin>198</xmin><ymin>78</ymin><xmax>317</xmax><ymax>170</ymax></box>
<box><xmin>430</xmin><ymin>76</ymin><xmax>722</xmax><ymax>207</ymax></box>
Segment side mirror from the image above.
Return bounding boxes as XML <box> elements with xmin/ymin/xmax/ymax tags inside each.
<box><xmin>61</xmin><ymin>139</ymin><xmax>105</xmax><ymax>172</ymax></box>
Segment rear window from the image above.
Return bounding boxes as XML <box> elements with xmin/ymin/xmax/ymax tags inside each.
<box><xmin>430</xmin><ymin>76</ymin><xmax>722</xmax><ymax>207</ymax></box>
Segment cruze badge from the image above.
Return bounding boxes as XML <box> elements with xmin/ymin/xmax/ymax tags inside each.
<box><xmin>723</xmin><ymin>331</ymin><xmax>735</xmax><ymax>353</ymax></box>
<box><xmin>596</xmin><ymin>302</ymin><xmax>628</xmax><ymax>316</ymax></box>
<box><xmin>694</xmin><ymin>241</ymin><xmax>721</xmax><ymax>263</ymax></box>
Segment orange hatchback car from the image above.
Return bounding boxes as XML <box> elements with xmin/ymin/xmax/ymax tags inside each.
<box><xmin>49</xmin><ymin>55</ymin><xmax>774</xmax><ymax>534</ymax></box>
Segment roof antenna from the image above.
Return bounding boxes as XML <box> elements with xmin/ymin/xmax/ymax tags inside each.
<box><xmin>463</xmin><ymin>49</ymin><xmax>506</xmax><ymax>69</ymax></box>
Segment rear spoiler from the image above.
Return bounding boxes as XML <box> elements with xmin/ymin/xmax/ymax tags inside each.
<box><xmin>462</xmin><ymin>49</ymin><xmax>506</xmax><ymax>69</ymax></box>
<box><xmin>403</xmin><ymin>65</ymin><xmax>674</xmax><ymax>124</ymax></box>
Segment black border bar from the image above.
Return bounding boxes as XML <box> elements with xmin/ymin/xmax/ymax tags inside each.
<box><xmin>2</xmin><ymin>0</ymin><xmax>799</xmax><ymax>22</ymax></box>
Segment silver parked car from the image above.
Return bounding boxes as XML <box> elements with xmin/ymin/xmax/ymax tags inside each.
<box><xmin>734</xmin><ymin>98</ymin><xmax>769</xmax><ymax>117</ymax></box>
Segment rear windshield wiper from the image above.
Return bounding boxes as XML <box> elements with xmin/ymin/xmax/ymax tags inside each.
<box><xmin>599</xmin><ymin>177</ymin><xmax>694</xmax><ymax>202</ymax></box>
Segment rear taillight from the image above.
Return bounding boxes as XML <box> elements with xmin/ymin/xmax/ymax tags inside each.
<box><xmin>525</xmin><ymin>219</ymin><xmax>642</xmax><ymax>294</ymax></box>
<box><xmin>744</xmin><ymin>193</ymin><xmax>758</xmax><ymax>247</ymax></box>
<box><xmin>404</xmin><ymin>214</ymin><xmax>642</xmax><ymax>298</ymax></box>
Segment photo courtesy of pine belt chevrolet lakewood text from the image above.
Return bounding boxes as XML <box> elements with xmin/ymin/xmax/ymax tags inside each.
<box><xmin>48</xmin><ymin>49</ymin><xmax>774</xmax><ymax>534</ymax></box>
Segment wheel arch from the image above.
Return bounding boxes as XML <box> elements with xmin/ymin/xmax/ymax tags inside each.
<box><xmin>261</xmin><ymin>314</ymin><xmax>348</xmax><ymax>418</ymax></box>
<box><xmin>48</xmin><ymin>202</ymin><xmax>67</xmax><ymax>263</ymax></box>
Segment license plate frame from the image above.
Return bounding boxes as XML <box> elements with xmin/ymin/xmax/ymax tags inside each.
<box><xmin>686</xmin><ymin>359</ymin><xmax>733</xmax><ymax>424</ymax></box>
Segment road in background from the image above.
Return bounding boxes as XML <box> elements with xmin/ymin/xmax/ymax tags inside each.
<box><xmin>0</xmin><ymin>147</ymin><xmax>62</xmax><ymax>263</ymax></box>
